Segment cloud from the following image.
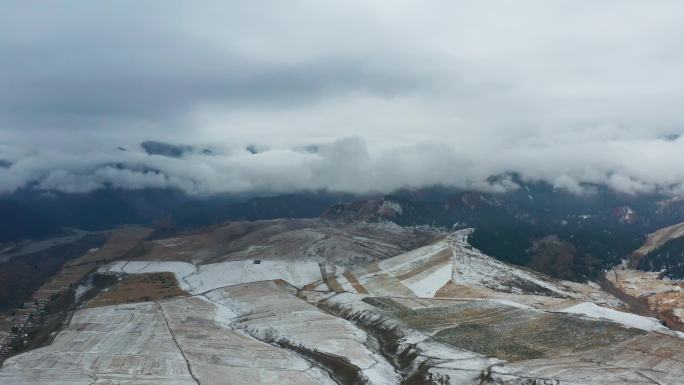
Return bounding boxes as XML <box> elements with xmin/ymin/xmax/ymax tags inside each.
<box><xmin>0</xmin><ymin>135</ymin><xmax>683</xmax><ymax>196</ymax></box>
<box><xmin>2</xmin><ymin>1</ymin><xmax>684</xmax><ymax>196</ymax></box>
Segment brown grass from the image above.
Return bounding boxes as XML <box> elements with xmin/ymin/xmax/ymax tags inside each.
<box><xmin>343</xmin><ymin>271</ymin><xmax>369</xmax><ymax>294</ymax></box>
<box><xmin>608</xmin><ymin>268</ymin><xmax>684</xmax><ymax>330</ymax></box>
<box><xmin>396</xmin><ymin>248</ymin><xmax>452</xmax><ymax>281</ymax></box>
<box><xmin>87</xmin><ymin>272</ymin><xmax>187</xmax><ymax>308</ymax></box>
<box><xmin>631</xmin><ymin>221</ymin><xmax>684</xmax><ymax>265</ymax></box>
<box><xmin>434</xmin><ymin>280</ymin><xmax>489</xmax><ymax>298</ymax></box>
<box><xmin>323</xmin><ymin>275</ymin><xmax>345</xmax><ymax>292</ymax></box>
<box><xmin>66</xmin><ymin>226</ymin><xmax>154</xmax><ymax>267</ymax></box>
<box><xmin>33</xmin><ymin>226</ymin><xmax>153</xmax><ymax>300</ymax></box>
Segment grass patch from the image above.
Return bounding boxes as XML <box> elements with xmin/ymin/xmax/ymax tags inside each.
<box><xmin>87</xmin><ymin>272</ymin><xmax>187</xmax><ymax>308</ymax></box>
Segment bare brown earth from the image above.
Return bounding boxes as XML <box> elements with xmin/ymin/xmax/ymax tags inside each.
<box><xmin>321</xmin><ymin>270</ymin><xmax>345</xmax><ymax>292</ymax></box>
<box><xmin>435</xmin><ymin>280</ymin><xmax>490</xmax><ymax>298</ymax></box>
<box><xmin>395</xmin><ymin>248</ymin><xmax>452</xmax><ymax>281</ymax></box>
<box><xmin>598</xmin><ymin>275</ymin><xmax>657</xmax><ymax>318</ymax></box>
<box><xmin>607</xmin><ymin>266</ymin><xmax>684</xmax><ymax>330</ymax></box>
<box><xmin>135</xmin><ymin>219</ymin><xmax>438</xmax><ymax>266</ymax></box>
<box><xmin>87</xmin><ymin>272</ymin><xmax>187</xmax><ymax>308</ymax></box>
<box><xmin>33</xmin><ymin>226</ymin><xmax>153</xmax><ymax>300</ymax></box>
<box><xmin>598</xmin><ymin>221</ymin><xmax>684</xmax><ymax>331</ymax></box>
<box><xmin>343</xmin><ymin>271</ymin><xmax>369</xmax><ymax>294</ymax></box>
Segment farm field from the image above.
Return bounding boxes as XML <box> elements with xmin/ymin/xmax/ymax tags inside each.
<box><xmin>1</xmin><ymin>224</ymin><xmax>683</xmax><ymax>385</ymax></box>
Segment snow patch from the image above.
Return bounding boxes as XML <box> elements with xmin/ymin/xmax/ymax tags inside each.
<box><xmin>380</xmin><ymin>200</ymin><xmax>403</xmax><ymax>215</ymax></box>
<box><xmin>100</xmin><ymin>259</ymin><xmax>322</xmax><ymax>294</ymax></box>
<box><xmin>187</xmin><ymin>260</ymin><xmax>321</xmax><ymax>293</ymax></box>
<box><xmin>403</xmin><ymin>263</ymin><xmax>452</xmax><ymax>297</ymax></box>
<box><xmin>73</xmin><ymin>278</ymin><xmax>93</xmax><ymax>302</ymax></box>
<box><xmin>560</xmin><ymin>302</ymin><xmax>670</xmax><ymax>333</ymax></box>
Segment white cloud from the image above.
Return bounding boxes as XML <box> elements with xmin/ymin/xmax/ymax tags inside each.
<box><xmin>1</xmin><ymin>1</ymin><xmax>684</xmax><ymax>195</ymax></box>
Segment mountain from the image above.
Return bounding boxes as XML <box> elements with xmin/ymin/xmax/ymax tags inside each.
<box><xmin>140</xmin><ymin>140</ymin><xmax>197</xmax><ymax>157</ymax></box>
<box><xmin>637</xmin><ymin>235</ymin><xmax>684</xmax><ymax>279</ymax></box>
<box><xmin>0</xmin><ymin>189</ymin><xmax>354</xmax><ymax>242</ymax></box>
<box><xmin>4</xmin><ymin>182</ymin><xmax>684</xmax><ymax>282</ymax></box>
<box><xmin>323</xmin><ymin>184</ymin><xmax>684</xmax><ymax>280</ymax></box>
<box><xmin>0</xmin><ymin>201</ymin><xmax>62</xmax><ymax>243</ymax></box>
<box><xmin>7</xmin><ymin>188</ymin><xmax>189</xmax><ymax>233</ymax></box>
<box><xmin>1</xmin><ymin>219</ymin><xmax>682</xmax><ymax>385</ymax></box>
<box><xmin>166</xmin><ymin>191</ymin><xmax>356</xmax><ymax>230</ymax></box>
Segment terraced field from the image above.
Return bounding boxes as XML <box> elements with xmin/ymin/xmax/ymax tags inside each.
<box><xmin>1</xmin><ymin>226</ymin><xmax>683</xmax><ymax>385</ymax></box>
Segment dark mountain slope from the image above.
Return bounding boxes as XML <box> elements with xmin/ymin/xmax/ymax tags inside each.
<box><xmin>323</xmin><ymin>183</ymin><xmax>684</xmax><ymax>280</ymax></box>
<box><xmin>0</xmin><ymin>201</ymin><xmax>62</xmax><ymax>243</ymax></box>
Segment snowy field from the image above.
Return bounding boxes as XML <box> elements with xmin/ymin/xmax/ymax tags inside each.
<box><xmin>204</xmin><ymin>281</ymin><xmax>400</xmax><ymax>385</ymax></box>
<box><xmin>0</xmin><ymin>303</ymin><xmax>197</xmax><ymax>385</ymax></box>
<box><xmin>100</xmin><ymin>259</ymin><xmax>322</xmax><ymax>294</ymax></box>
<box><xmin>5</xmin><ymin>227</ymin><xmax>684</xmax><ymax>385</ymax></box>
<box><xmin>560</xmin><ymin>302</ymin><xmax>678</xmax><ymax>335</ymax></box>
<box><xmin>309</xmin><ymin>229</ymin><xmax>621</xmax><ymax>312</ymax></box>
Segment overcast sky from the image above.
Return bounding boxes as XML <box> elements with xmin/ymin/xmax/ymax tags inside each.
<box><xmin>2</xmin><ymin>1</ymin><xmax>684</xmax><ymax>195</ymax></box>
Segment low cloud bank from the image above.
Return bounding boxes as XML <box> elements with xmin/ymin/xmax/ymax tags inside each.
<box><xmin>2</xmin><ymin>135</ymin><xmax>684</xmax><ymax>197</ymax></box>
<box><xmin>3</xmin><ymin>2</ymin><xmax>684</xmax><ymax>197</ymax></box>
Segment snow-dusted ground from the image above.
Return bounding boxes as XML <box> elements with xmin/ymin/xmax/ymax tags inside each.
<box><xmin>318</xmin><ymin>292</ymin><xmax>684</xmax><ymax>385</ymax></box>
<box><xmin>135</xmin><ymin>218</ymin><xmax>435</xmax><ymax>267</ymax></box>
<box><xmin>99</xmin><ymin>259</ymin><xmax>321</xmax><ymax>294</ymax></box>
<box><xmin>379</xmin><ymin>243</ymin><xmax>454</xmax><ymax>297</ymax></box>
<box><xmin>309</xmin><ymin>241</ymin><xmax>456</xmax><ymax>297</ymax></box>
<box><xmin>309</xmin><ymin>229</ymin><xmax>622</xmax><ymax>313</ymax></box>
<box><xmin>449</xmin><ymin>229</ymin><xmax>574</xmax><ymax>297</ymax></box>
<box><xmin>487</xmin><ymin>333</ymin><xmax>684</xmax><ymax>385</ymax></box>
<box><xmin>560</xmin><ymin>302</ymin><xmax>673</xmax><ymax>334</ymax></box>
<box><xmin>101</xmin><ymin>260</ymin><xmax>197</xmax><ymax>279</ymax></box>
<box><xmin>188</xmin><ymin>259</ymin><xmax>321</xmax><ymax>293</ymax></box>
<box><xmin>204</xmin><ymin>281</ymin><xmax>401</xmax><ymax>385</ymax></box>
<box><xmin>402</xmin><ymin>263</ymin><xmax>453</xmax><ymax>297</ymax></box>
<box><xmin>161</xmin><ymin>296</ymin><xmax>337</xmax><ymax>385</ymax></box>
<box><xmin>0</xmin><ymin>303</ymin><xmax>197</xmax><ymax>385</ymax></box>
<box><xmin>72</xmin><ymin>275</ymin><xmax>93</xmax><ymax>302</ymax></box>
<box><xmin>317</xmin><ymin>292</ymin><xmax>503</xmax><ymax>384</ymax></box>
<box><xmin>377</xmin><ymin>243</ymin><xmax>448</xmax><ymax>273</ymax></box>
<box><xmin>99</xmin><ymin>228</ymin><xmax>622</xmax><ymax>314</ymax></box>
<box><xmin>8</xmin><ymin>225</ymin><xmax>684</xmax><ymax>385</ymax></box>
<box><xmin>0</xmin><ymin>297</ymin><xmax>343</xmax><ymax>385</ymax></box>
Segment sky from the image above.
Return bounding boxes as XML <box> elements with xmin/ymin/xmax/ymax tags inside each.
<box><xmin>2</xmin><ymin>1</ymin><xmax>684</xmax><ymax>195</ymax></box>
